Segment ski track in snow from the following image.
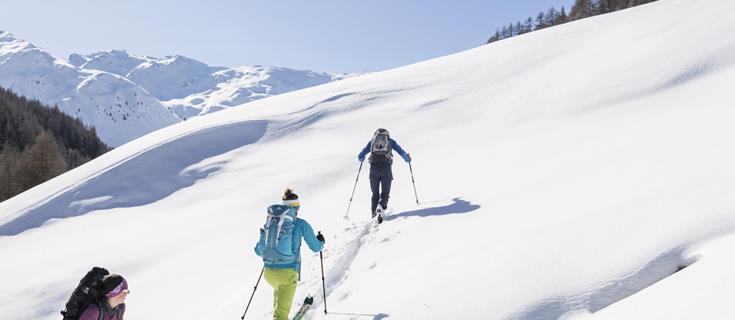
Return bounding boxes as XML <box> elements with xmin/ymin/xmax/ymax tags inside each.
<box><xmin>299</xmin><ymin>218</ymin><xmax>376</xmax><ymax>319</ymax></box>
<box><xmin>296</xmin><ymin>207</ymin><xmax>407</xmax><ymax>319</ymax></box>
<box><xmin>295</xmin><ymin>199</ymin><xmax>478</xmax><ymax>319</ymax></box>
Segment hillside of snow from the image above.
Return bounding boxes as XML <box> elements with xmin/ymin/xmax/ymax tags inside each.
<box><xmin>3</xmin><ymin>0</ymin><xmax>735</xmax><ymax>319</ymax></box>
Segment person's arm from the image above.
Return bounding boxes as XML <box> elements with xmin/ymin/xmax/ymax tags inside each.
<box><xmin>254</xmin><ymin>228</ymin><xmax>265</xmax><ymax>257</ymax></box>
<box><xmin>390</xmin><ymin>139</ymin><xmax>410</xmax><ymax>162</ymax></box>
<box><xmin>78</xmin><ymin>304</ymin><xmax>100</xmax><ymax>320</ymax></box>
<box><xmin>299</xmin><ymin>219</ymin><xmax>324</xmax><ymax>253</ymax></box>
<box><xmin>358</xmin><ymin>141</ymin><xmax>371</xmax><ymax>162</ymax></box>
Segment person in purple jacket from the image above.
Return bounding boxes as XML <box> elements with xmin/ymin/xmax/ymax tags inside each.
<box><xmin>79</xmin><ymin>274</ymin><xmax>128</xmax><ymax>320</ymax></box>
<box><xmin>357</xmin><ymin>128</ymin><xmax>411</xmax><ymax>222</ymax></box>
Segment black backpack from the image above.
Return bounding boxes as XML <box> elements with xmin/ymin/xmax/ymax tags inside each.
<box><xmin>369</xmin><ymin>129</ymin><xmax>392</xmax><ymax>163</ymax></box>
<box><xmin>60</xmin><ymin>267</ymin><xmax>110</xmax><ymax>320</ymax></box>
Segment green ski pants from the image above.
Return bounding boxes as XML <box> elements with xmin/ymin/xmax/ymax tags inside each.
<box><xmin>264</xmin><ymin>267</ymin><xmax>299</xmax><ymax>320</ymax></box>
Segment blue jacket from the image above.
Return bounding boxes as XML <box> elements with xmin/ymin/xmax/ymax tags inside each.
<box><xmin>358</xmin><ymin>138</ymin><xmax>409</xmax><ymax>163</ymax></box>
<box><xmin>254</xmin><ymin>216</ymin><xmax>323</xmax><ymax>275</ymax></box>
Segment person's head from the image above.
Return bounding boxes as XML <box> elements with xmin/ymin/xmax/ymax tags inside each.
<box><xmin>101</xmin><ymin>274</ymin><xmax>129</xmax><ymax>308</ymax></box>
<box><xmin>282</xmin><ymin>188</ymin><xmax>300</xmax><ymax>210</ymax></box>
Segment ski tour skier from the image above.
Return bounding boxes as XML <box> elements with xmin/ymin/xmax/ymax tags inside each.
<box><xmin>78</xmin><ymin>274</ymin><xmax>129</xmax><ymax>320</ymax></box>
<box><xmin>357</xmin><ymin>128</ymin><xmax>411</xmax><ymax>222</ymax></box>
<box><xmin>254</xmin><ymin>188</ymin><xmax>325</xmax><ymax>320</ymax></box>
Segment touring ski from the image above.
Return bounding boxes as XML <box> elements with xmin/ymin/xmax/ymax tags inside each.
<box><xmin>292</xmin><ymin>296</ymin><xmax>314</xmax><ymax>320</ymax></box>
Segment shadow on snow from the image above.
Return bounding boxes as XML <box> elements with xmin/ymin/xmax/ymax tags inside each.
<box><xmin>384</xmin><ymin>197</ymin><xmax>480</xmax><ymax>221</ymax></box>
<box><xmin>0</xmin><ymin>121</ymin><xmax>268</xmax><ymax>236</ymax></box>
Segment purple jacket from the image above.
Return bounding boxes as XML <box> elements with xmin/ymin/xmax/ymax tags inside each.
<box><xmin>79</xmin><ymin>303</ymin><xmax>125</xmax><ymax>320</ymax></box>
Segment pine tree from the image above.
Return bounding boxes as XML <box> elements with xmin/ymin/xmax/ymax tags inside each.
<box><xmin>570</xmin><ymin>0</ymin><xmax>596</xmax><ymax>20</ymax></box>
<box><xmin>0</xmin><ymin>144</ymin><xmax>21</xmax><ymax>201</ymax></box>
<box><xmin>484</xmin><ymin>0</ymin><xmax>657</xmax><ymax>45</ymax></box>
<box><xmin>556</xmin><ymin>6</ymin><xmax>569</xmax><ymax>24</ymax></box>
<box><xmin>17</xmin><ymin>130</ymin><xmax>67</xmax><ymax>190</ymax></box>
<box><xmin>508</xmin><ymin>22</ymin><xmax>516</xmax><ymax>37</ymax></box>
<box><xmin>598</xmin><ymin>0</ymin><xmax>618</xmax><ymax>13</ymax></box>
<box><xmin>544</xmin><ymin>7</ymin><xmax>558</xmax><ymax>27</ymax></box>
<box><xmin>490</xmin><ymin>29</ymin><xmax>501</xmax><ymax>43</ymax></box>
<box><xmin>65</xmin><ymin>148</ymin><xmax>90</xmax><ymax>169</ymax></box>
<box><xmin>524</xmin><ymin>17</ymin><xmax>534</xmax><ymax>33</ymax></box>
<box><xmin>535</xmin><ymin>12</ymin><xmax>546</xmax><ymax>30</ymax></box>
<box><xmin>0</xmin><ymin>86</ymin><xmax>109</xmax><ymax>202</ymax></box>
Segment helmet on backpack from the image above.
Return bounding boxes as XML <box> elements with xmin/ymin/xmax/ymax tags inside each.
<box><xmin>375</xmin><ymin>128</ymin><xmax>389</xmax><ymax>136</ymax></box>
<box><xmin>369</xmin><ymin>128</ymin><xmax>392</xmax><ymax>163</ymax></box>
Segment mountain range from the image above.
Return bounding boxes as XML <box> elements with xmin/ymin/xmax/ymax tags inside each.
<box><xmin>0</xmin><ymin>32</ymin><xmax>352</xmax><ymax>146</ymax></box>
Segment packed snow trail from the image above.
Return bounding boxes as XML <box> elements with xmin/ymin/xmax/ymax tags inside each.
<box><xmin>290</xmin><ymin>198</ymin><xmax>479</xmax><ymax>319</ymax></box>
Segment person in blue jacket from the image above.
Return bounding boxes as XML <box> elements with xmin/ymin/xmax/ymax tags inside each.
<box><xmin>255</xmin><ymin>188</ymin><xmax>324</xmax><ymax>320</ymax></box>
<box><xmin>357</xmin><ymin>128</ymin><xmax>411</xmax><ymax>222</ymax></box>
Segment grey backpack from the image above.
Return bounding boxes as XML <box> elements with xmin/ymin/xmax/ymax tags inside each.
<box><xmin>369</xmin><ymin>128</ymin><xmax>392</xmax><ymax>163</ymax></box>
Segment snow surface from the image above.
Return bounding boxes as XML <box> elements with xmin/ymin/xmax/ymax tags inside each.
<box><xmin>3</xmin><ymin>0</ymin><xmax>735</xmax><ymax>319</ymax></box>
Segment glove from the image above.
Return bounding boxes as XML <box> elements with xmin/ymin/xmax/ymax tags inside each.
<box><xmin>316</xmin><ymin>232</ymin><xmax>325</xmax><ymax>243</ymax></box>
<box><xmin>402</xmin><ymin>153</ymin><xmax>411</xmax><ymax>162</ymax></box>
<box><xmin>358</xmin><ymin>154</ymin><xmax>365</xmax><ymax>162</ymax></box>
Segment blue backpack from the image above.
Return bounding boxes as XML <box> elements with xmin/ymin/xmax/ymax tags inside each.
<box><xmin>260</xmin><ymin>204</ymin><xmax>298</xmax><ymax>265</ymax></box>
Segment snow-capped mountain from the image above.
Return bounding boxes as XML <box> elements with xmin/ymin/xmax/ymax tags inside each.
<box><xmin>0</xmin><ymin>32</ymin><xmax>180</xmax><ymax>147</ymax></box>
<box><xmin>6</xmin><ymin>0</ymin><xmax>735</xmax><ymax>319</ymax></box>
<box><xmin>1</xmin><ymin>34</ymin><xmax>353</xmax><ymax>147</ymax></box>
<box><xmin>68</xmin><ymin>50</ymin><xmax>153</xmax><ymax>77</ymax></box>
<box><xmin>164</xmin><ymin>65</ymin><xmax>349</xmax><ymax>119</ymax></box>
<box><xmin>69</xmin><ymin>50</ymin><xmax>352</xmax><ymax>120</ymax></box>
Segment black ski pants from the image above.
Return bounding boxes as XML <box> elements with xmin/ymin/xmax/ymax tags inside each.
<box><xmin>369</xmin><ymin>163</ymin><xmax>393</xmax><ymax>215</ymax></box>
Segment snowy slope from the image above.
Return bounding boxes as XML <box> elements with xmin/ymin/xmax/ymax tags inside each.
<box><xmin>0</xmin><ymin>32</ymin><xmax>180</xmax><ymax>147</ymax></box>
<box><xmin>3</xmin><ymin>0</ymin><xmax>735</xmax><ymax>319</ymax></box>
<box><xmin>163</xmin><ymin>65</ymin><xmax>350</xmax><ymax>119</ymax></box>
<box><xmin>71</xmin><ymin>50</ymin><xmax>353</xmax><ymax>119</ymax></box>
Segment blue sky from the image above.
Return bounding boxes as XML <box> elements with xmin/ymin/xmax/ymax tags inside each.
<box><xmin>1</xmin><ymin>0</ymin><xmax>573</xmax><ymax>73</ymax></box>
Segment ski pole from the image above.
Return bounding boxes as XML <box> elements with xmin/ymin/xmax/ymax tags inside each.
<box><xmin>319</xmin><ymin>244</ymin><xmax>328</xmax><ymax>315</ymax></box>
<box><xmin>240</xmin><ymin>267</ymin><xmax>264</xmax><ymax>320</ymax></box>
<box><xmin>408</xmin><ymin>155</ymin><xmax>419</xmax><ymax>205</ymax></box>
<box><xmin>345</xmin><ymin>160</ymin><xmax>364</xmax><ymax>217</ymax></box>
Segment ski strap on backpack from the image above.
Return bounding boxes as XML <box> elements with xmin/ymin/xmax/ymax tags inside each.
<box><xmin>260</xmin><ymin>204</ymin><xmax>299</xmax><ymax>265</ymax></box>
<box><xmin>264</xmin><ymin>212</ymin><xmax>294</xmax><ymax>247</ymax></box>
